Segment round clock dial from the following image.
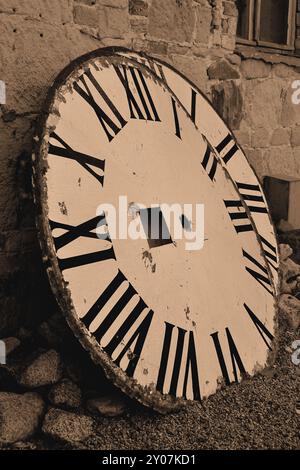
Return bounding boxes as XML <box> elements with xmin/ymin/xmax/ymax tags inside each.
<box><xmin>33</xmin><ymin>50</ymin><xmax>277</xmax><ymax>412</ymax></box>
<box><xmin>116</xmin><ymin>49</ymin><xmax>279</xmax><ymax>292</ymax></box>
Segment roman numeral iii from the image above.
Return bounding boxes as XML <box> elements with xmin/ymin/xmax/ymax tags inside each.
<box><xmin>215</xmin><ymin>133</ymin><xmax>239</xmax><ymax>164</ymax></box>
<box><xmin>156</xmin><ymin>322</ymin><xmax>201</xmax><ymax>400</ymax></box>
<box><xmin>259</xmin><ymin>235</ymin><xmax>278</xmax><ymax>272</ymax></box>
<box><xmin>81</xmin><ymin>270</ymin><xmax>154</xmax><ymax>377</ymax></box>
<box><xmin>224</xmin><ymin>199</ymin><xmax>253</xmax><ymax>234</ymax></box>
<box><xmin>236</xmin><ymin>182</ymin><xmax>268</xmax><ymax>214</ymax></box>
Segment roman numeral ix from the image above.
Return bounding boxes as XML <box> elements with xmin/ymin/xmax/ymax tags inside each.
<box><xmin>81</xmin><ymin>269</ymin><xmax>154</xmax><ymax>377</ymax></box>
<box><xmin>50</xmin><ymin>214</ymin><xmax>115</xmax><ymax>271</ymax></box>
<box><xmin>156</xmin><ymin>322</ymin><xmax>201</xmax><ymax>401</ymax></box>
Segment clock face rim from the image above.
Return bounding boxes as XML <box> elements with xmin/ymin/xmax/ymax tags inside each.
<box><xmin>33</xmin><ymin>47</ymin><xmax>278</xmax><ymax>413</ymax></box>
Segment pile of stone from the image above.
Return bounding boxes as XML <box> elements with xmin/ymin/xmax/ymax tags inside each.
<box><xmin>278</xmin><ymin>244</ymin><xmax>300</xmax><ymax>330</ymax></box>
<box><xmin>0</xmin><ymin>314</ymin><xmax>129</xmax><ymax>447</ymax></box>
<box><xmin>0</xmin><ymin>243</ymin><xmax>299</xmax><ymax>448</ymax></box>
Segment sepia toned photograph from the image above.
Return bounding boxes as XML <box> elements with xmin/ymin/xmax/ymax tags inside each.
<box><xmin>0</xmin><ymin>0</ymin><xmax>299</xmax><ymax>461</ymax></box>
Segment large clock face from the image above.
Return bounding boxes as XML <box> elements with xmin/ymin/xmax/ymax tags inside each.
<box><xmin>115</xmin><ymin>49</ymin><xmax>279</xmax><ymax>292</ymax></box>
<box><xmin>33</xmin><ymin>49</ymin><xmax>277</xmax><ymax>412</ymax></box>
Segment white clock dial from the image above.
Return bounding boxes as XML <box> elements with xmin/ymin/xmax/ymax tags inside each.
<box><xmin>33</xmin><ymin>50</ymin><xmax>277</xmax><ymax>412</ymax></box>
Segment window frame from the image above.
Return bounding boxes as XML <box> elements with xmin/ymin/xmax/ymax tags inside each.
<box><xmin>236</xmin><ymin>0</ymin><xmax>297</xmax><ymax>52</ymax></box>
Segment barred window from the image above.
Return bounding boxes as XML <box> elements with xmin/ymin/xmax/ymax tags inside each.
<box><xmin>237</xmin><ymin>0</ymin><xmax>296</xmax><ymax>51</ymax></box>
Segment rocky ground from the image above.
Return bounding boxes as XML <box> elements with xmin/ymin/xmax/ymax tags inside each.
<box><xmin>0</xmin><ymin>242</ymin><xmax>299</xmax><ymax>450</ymax></box>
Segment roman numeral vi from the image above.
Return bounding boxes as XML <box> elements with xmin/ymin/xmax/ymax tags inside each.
<box><xmin>156</xmin><ymin>322</ymin><xmax>201</xmax><ymax>400</ymax></box>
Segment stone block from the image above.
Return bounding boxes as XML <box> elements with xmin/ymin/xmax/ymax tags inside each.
<box><xmin>42</xmin><ymin>408</ymin><xmax>94</xmax><ymax>443</ymax></box>
<box><xmin>148</xmin><ymin>0</ymin><xmax>196</xmax><ymax>43</ymax></box>
<box><xmin>244</xmin><ymin>79</ymin><xmax>282</xmax><ymax>129</ymax></box>
<box><xmin>194</xmin><ymin>6</ymin><xmax>211</xmax><ymax>44</ymax></box>
<box><xmin>291</xmin><ymin>126</ymin><xmax>300</xmax><ymax>147</ymax></box>
<box><xmin>130</xmin><ymin>16</ymin><xmax>148</xmax><ymax>34</ymax></box>
<box><xmin>271</xmin><ymin>127</ymin><xmax>290</xmax><ymax>146</ymax></box>
<box><xmin>99</xmin><ymin>0</ymin><xmax>128</xmax><ymax>6</ymax></box>
<box><xmin>241</xmin><ymin>59</ymin><xmax>271</xmax><ymax>79</ymax></box>
<box><xmin>208</xmin><ymin>59</ymin><xmax>239</xmax><ymax>80</ymax></box>
<box><xmin>98</xmin><ymin>5</ymin><xmax>129</xmax><ymax>38</ymax></box>
<box><xmin>244</xmin><ymin>148</ymin><xmax>267</xmax><ymax>180</ymax></box>
<box><xmin>212</xmin><ymin>80</ymin><xmax>243</xmax><ymax>129</ymax></box>
<box><xmin>170</xmin><ymin>55</ymin><xmax>208</xmax><ymax>91</ymax></box>
<box><xmin>223</xmin><ymin>1</ymin><xmax>237</xmax><ymax>17</ymax></box>
<box><xmin>74</xmin><ymin>4</ymin><xmax>99</xmax><ymax>27</ymax></box>
<box><xmin>233</xmin><ymin>128</ymin><xmax>251</xmax><ymax>146</ymax></box>
<box><xmin>251</xmin><ymin>127</ymin><xmax>271</xmax><ymax>148</ymax></box>
<box><xmin>0</xmin><ymin>392</ymin><xmax>44</xmax><ymax>444</ymax></box>
<box><xmin>129</xmin><ymin>0</ymin><xmax>148</xmax><ymax>16</ymax></box>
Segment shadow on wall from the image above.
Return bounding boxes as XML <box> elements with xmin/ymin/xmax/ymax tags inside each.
<box><xmin>0</xmin><ymin>148</ymin><xmax>58</xmax><ymax>337</ymax></box>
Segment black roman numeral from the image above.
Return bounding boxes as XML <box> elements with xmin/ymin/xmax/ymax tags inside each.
<box><xmin>139</xmin><ymin>57</ymin><xmax>167</xmax><ymax>84</ymax></box>
<box><xmin>244</xmin><ymin>304</ymin><xmax>274</xmax><ymax>350</ymax></box>
<box><xmin>201</xmin><ymin>139</ymin><xmax>218</xmax><ymax>181</ymax></box>
<box><xmin>224</xmin><ymin>199</ymin><xmax>253</xmax><ymax>234</ymax></box>
<box><xmin>114</xmin><ymin>65</ymin><xmax>160</xmax><ymax>122</ymax></box>
<box><xmin>243</xmin><ymin>250</ymin><xmax>273</xmax><ymax>296</ymax></box>
<box><xmin>171</xmin><ymin>98</ymin><xmax>181</xmax><ymax>139</ymax></box>
<box><xmin>50</xmin><ymin>215</ymin><xmax>115</xmax><ymax>271</ymax></box>
<box><xmin>236</xmin><ymin>182</ymin><xmax>268</xmax><ymax>214</ymax></box>
<box><xmin>259</xmin><ymin>235</ymin><xmax>278</xmax><ymax>271</ymax></box>
<box><xmin>190</xmin><ymin>88</ymin><xmax>197</xmax><ymax>124</ymax></box>
<box><xmin>156</xmin><ymin>323</ymin><xmax>201</xmax><ymax>401</ymax></box>
<box><xmin>211</xmin><ymin>329</ymin><xmax>246</xmax><ymax>386</ymax></box>
<box><xmin>74</xmin><ymin>68</ymin><xmax>127</xmax><ymax>142</ymax></box>
<box><xmin>215</xmin><ymin>133</ymin><xmax>239</xmax><ymax>164</ymax></box>
<box><xmin>81</xmin><ymin>270</ymin><xmax>153</xmax><ymax>377</ymax></box>
<box><xmin>49</xmin><ymin>133</ymin><xmax>105</xmax><ymax>187</ymax></box>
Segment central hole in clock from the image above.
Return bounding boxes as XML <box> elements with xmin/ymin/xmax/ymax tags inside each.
<box><xmin>139</xmin><ymin>207</ymin><xmax>173</xmax><ymax>249</ymax></box>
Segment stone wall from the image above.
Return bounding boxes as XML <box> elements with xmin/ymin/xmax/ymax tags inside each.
<box><xmin>1</xmin><ymin>0</ymin><xmax>300</xmax><ymax>334</ymax></box>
